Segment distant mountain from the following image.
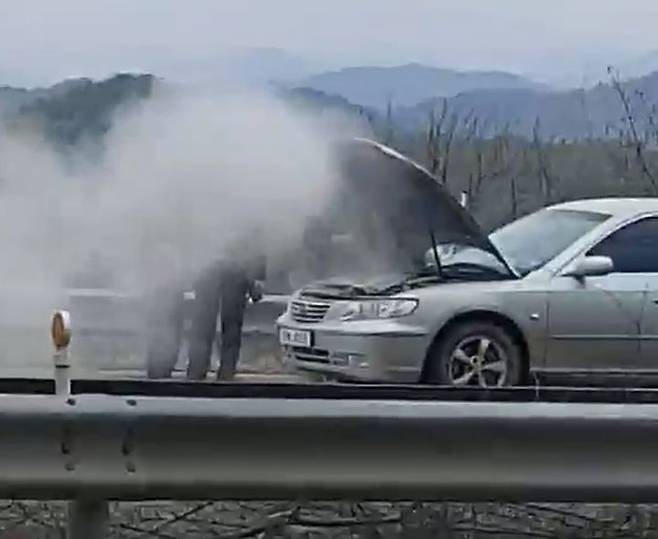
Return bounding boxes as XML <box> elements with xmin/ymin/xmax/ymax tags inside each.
<box><xmin>616</xmin><ymin>50</ymin><xmax>658</xmax><ymax>81</ymax></box>
<box><xmin>0</xmin><ymin>87</ymin><xmax>32</xmax><ymax>115</ymax></box>
<box><xmin>0</xmin><ymin>73</ymin><xmax>155</xmax><ymax>147</ymax></box>
<box><xmin>8</xmin><ymin>66</ymin><xmax>658</xmax><ymax>149</ymax></box>
<box><xmin>395</xmin><ymin>70</ymin><xmax>658</xmax><ymax>140</ymax></box>
<box><xmin>282</xmin><ymin>87</ymin><xmax>372</xmax><ymax>117</ymax></box>
<box><xmin>0</xmin><ymin>74</ymin><xmax>373</xmax><ymax>151</ymax></box>
<box><xmin>296</xmin><ymin>63</ymin><xmax>548</xmax><ymax>109</ymax></box>
<box><xmin>0</xmin><ymin>78</ymin><xmax>96</xmax><ymax>116</ymax></box>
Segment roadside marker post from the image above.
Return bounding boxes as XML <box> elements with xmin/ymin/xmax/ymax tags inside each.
<box><xmin>51</xmin><ymin>310</ymin><xmax>109</xmax><ymax>539</ymax></box>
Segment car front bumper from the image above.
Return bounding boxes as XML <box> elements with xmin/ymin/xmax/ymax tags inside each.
<box><xmin>277</xmin><ymin>314</ymin><xmax>430</xmax><ymax>383</ymax></box>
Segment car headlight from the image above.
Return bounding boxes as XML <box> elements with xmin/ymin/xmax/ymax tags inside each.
<box><xmin>337</xmin><ymin>299</ymin><xmax>418</xmax><ymax>321</ymax></box>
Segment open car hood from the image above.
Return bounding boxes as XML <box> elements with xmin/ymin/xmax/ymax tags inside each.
<box><xmin>327</xmin><ymin>138</ymin><xmax>515</xmax><ymax>276</ymax></box>
<box><xmin>301</xmin><ymin>273</ymin><xmax>412</xmax><ymax>298</ymax></box>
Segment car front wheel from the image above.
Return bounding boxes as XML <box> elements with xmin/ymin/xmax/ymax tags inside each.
<box><xmin>426</xmin><ymin>321</ymin><xmax>523</xmax><ymax>387</ymax></box>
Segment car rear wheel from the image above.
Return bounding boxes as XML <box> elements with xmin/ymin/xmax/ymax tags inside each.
<box><xmin>426</xmin><ymin>321</ymin><xmax>523</xmax><ymax>387</ymax></box>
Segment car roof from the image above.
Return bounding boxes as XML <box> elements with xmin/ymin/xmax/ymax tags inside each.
<box><xmin>547</xmin><ymin>198</ymin><xmax>658</xmax><ymax>218</ymax></box>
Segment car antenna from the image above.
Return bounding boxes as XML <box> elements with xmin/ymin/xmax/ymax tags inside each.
<box><xmin>429</xmin><ymin>228</ymin><xmax>443</xmax><ymax>279</ymax></box>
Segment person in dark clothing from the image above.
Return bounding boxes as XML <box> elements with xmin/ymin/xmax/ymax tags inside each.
<box><xmin>144</xmin><ymin>283</ymin><xmax>185</xmax><ymax>379</ymax></box>
<box><xmin>186</xmin><ymin>236</ymin><xmax>266</xmax><ymax>381</ymax></box>
<box><xmin>301</xmin><ymin>216</ymin><xmax>332</xmax><ymax>281</ymax></box>
<box><xmin>143</xmin><ymin>244</ymin><xmax>187</xmax><ymax>380</ymax></box>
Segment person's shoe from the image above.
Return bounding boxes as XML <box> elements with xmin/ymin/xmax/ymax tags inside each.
<box><xmin>216</xmin><ymin>370</ymin><xmax>236</xmax><ymax>382</ymax></box>
<box><xmin>186</xmin><ymin>369</ymin><xmax>208</xmax><ymax>381</ymax></box>
<box><xmin>186</xmin><ymin>352</ymin><xmax>211</xmax><ymax>381</ymax></box>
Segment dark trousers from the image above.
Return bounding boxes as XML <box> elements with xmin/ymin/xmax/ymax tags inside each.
<box><xmin>187</xmin><ymin>266</ymin><xmax>250</xmax><ymax>381</ymax></box>
<box><xmin>145</xmin><ymin>285</ymin><xmax>184</xmax><ymax>379</ymax></box>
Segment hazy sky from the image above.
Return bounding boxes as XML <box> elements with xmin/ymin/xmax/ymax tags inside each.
<box><xmin>2</xmin><ymin>0</ymin><xmax>658</xmax><ymax>87</ymax></box>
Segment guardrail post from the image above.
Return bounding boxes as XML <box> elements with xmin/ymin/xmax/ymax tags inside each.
<box><xmin>68</xmin><ymin>499</ymin><xmax>109</xmax><ymax>539</ymax></box>
<box><xmin>51</xmin><ymin>311</ymin><xmax>72</xmax><ymax>395</ymax></box>
<box><xmin>51</xmin><ymin>311</ymin><xmax>110</xmax><ymax>539</ymax></box>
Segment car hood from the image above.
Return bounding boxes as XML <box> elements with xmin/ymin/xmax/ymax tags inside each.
<box><xmin>330</xmin><ymin>138</ymin><xmax>514</xmax><ymax>275</ymax></box>
<box><xmin>300</xmin><ymin>273</ymin><xmax>414</xmax><ymax>299</ymax></box>
<box><xmin>299</xmin><ymin>266</ymin><xmax>516</xmax><ymax>299</ymax></box>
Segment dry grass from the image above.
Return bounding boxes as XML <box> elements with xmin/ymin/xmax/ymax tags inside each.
<box><xmin>1</xmin><ymin>501</ymin><xmax>658</xmax><ymax>538</ymax></box>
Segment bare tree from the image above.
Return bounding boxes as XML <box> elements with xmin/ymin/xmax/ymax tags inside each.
<box><xmin>426</xmin><ymin>98</ymin><xmax>458</xmax><ymax>185</ymax></box>
<box><xmin>465</xmin><ymin>123</ymin><xmax>519</xmax><ymax>215</ymax></box>
<box><xmin>608</xmin><ymin>66</ymin><xmax>658</xmax><ymax>195</ymax></box>
<box><xmin>509</xmin><ymin>175</ymin><xmax>519</xmax><ymax>220</ymax></box>
<box><xmin>532</xmin><ymin>118</ymin><xmax>556</xmax><ymax>204</ymax></box>
<box><xmin>383</xmin><ymin>98</ymin><xmax>395</xmax><ymax>146</ymax></box>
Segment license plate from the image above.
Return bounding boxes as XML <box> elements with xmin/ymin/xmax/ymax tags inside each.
<box><xmin>280</xmin><ymin>328</ymin><xmax>312</xmax><ymax>347</ymax></box>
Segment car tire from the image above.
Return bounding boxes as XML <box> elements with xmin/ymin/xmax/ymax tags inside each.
<box><xmin>425</xmin><ymin>321</ymin><xmax>523</xmax><ymax>387</ymax></box>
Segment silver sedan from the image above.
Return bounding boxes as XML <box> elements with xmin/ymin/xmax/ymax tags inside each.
<box><xmin>277</xmin><ymin>143</ymin><xmax>658</xmax><ymax>386</ymax></box>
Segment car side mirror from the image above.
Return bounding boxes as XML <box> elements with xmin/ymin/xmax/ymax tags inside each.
<box><xmin>564</xmin><ymin>256</ymin><xmax>614</xmax><ymax>279</ymax></box>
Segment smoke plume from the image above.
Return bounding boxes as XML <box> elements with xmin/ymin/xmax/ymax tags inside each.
<box><xmin>0</xmin><ymin>82</ymin><xmax>365</xmax><ymax>368</ymax></box>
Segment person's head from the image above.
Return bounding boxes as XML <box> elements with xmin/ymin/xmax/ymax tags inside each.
<box><xmin>222</xmin><ymin>222</ymin><xmax>265</xmax><ymax>261</ymax></box>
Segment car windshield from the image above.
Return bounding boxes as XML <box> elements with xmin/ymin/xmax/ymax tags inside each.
<box><xmin>431</xmin><ymin>208</ymin><xmax>609</xmax><ymax>277</ymax></box>
<box><xmin>491</xmin><ymin>208</ymin><xmax>609</xmax><ymax>275</ymax></box>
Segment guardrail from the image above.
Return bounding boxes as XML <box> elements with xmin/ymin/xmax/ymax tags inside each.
<box><xmin>6</xmin><ymin>387</ymin><xmax>658</xmax><ymax>538</ymax></box>
<box><xmin>3</xmin><ymin>392</ymin><xmax>658</xmax><ymax>505</ymax></box>
<box><xmin>7</xmin><ymin>310</ymin><xmax>658</xmax><ymax>538</ymax></box>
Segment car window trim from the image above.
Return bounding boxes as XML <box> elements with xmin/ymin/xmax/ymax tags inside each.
<box><xmin>552</xmin><ymin>211</ymin><xmax>658</xmax><ymax>277</ymax></box>
<box><xmin>587</xmin><ymin>214</ymin><xmax>658</xmax><ymax>274</ymax></box>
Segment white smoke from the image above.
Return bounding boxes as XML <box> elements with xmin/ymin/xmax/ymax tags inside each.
<box><xmin>0</xmin><ymin>82</ymin><xmax>367</xmax><ymax>368</ymax></box>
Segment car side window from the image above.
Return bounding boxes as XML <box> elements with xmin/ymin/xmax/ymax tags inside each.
<box><xmin>588</xmin><ymin>217</ymin><xmax>658</xmax><ymax>273</ymax></box>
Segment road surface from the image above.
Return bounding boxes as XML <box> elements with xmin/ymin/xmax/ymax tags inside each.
<box><xmin>0</xmin><ymin>365</ymin><xmax>302</xmax><ymax>383</ymax></box>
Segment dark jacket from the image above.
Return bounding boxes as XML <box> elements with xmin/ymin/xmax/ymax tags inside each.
<box><xmin>219</xmin><ymin>233</ymin><xmax>267</xmax><ymax>290</ymax></box>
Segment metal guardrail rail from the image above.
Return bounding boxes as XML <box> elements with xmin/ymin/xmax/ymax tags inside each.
<box><xmin>2</xmin><ymin>392</ymin><xmax>658</xmax><ymax>504</ymax></box>
<box><xmin>8</xmin><ymin>310</ymin><xmax>658</xmax><ymax>538</ymax></box>
<box><xmin>8</xmin><ymin>382</ymin><xmax>658</xmax><ymax>539</ymax></box>
<box><xmin>0</xmin><ymin>395</ymin><xmax>658</xmax><ymax>502</ymax></box>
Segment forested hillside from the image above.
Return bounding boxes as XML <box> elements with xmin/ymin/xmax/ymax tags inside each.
<box><xmin>2</xmin><ymin>72</ymin><xmax>658</xmax><ymax>232</ymax></box>
<box><xmin>0</xmin><ymin>74</ymin><xmax>155</xmax><ymax>148</ymax></box>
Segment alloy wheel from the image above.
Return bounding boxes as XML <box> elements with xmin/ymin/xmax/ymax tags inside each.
<box><xmin>448</xmin><ymin>335</ymin><xmax>508</xmax><ymax>387</ymax></box>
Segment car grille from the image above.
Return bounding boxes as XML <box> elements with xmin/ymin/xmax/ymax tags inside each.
<box><xmin>290</xmin><ymin>299</ymin><xmax>331</xmax><ymax>323</ymax></box>
<box><xmin>290</xmin><ymin>346</ymin><xmax>330</xmax><ymax>364</ymax></box>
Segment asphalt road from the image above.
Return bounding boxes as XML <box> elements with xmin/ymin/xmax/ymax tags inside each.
<box><xmin>0</xmin><ymin>365</ymin><xmax>303</xmax><ymax>383</ymax></box>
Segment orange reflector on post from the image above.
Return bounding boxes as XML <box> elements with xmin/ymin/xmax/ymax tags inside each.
<box><xmin>51</xmin><ymin>310</ymin><xmax>71</xmax><ymax>351</ymax></box>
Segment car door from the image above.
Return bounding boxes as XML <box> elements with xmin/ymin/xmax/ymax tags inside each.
<box><xmin>625</xmin><ymin>218</ymin><xmax>658</xmax><ymax>368</ymax></box>
<box><xmin>642</xmin><ymin>270</ymin><xmax>658</xmax><ymax>365</ymax></box>
<box><xmin>546</xmin><ymin>217</ymin><xmax>658</xmax><ymax>371</ymax></box>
